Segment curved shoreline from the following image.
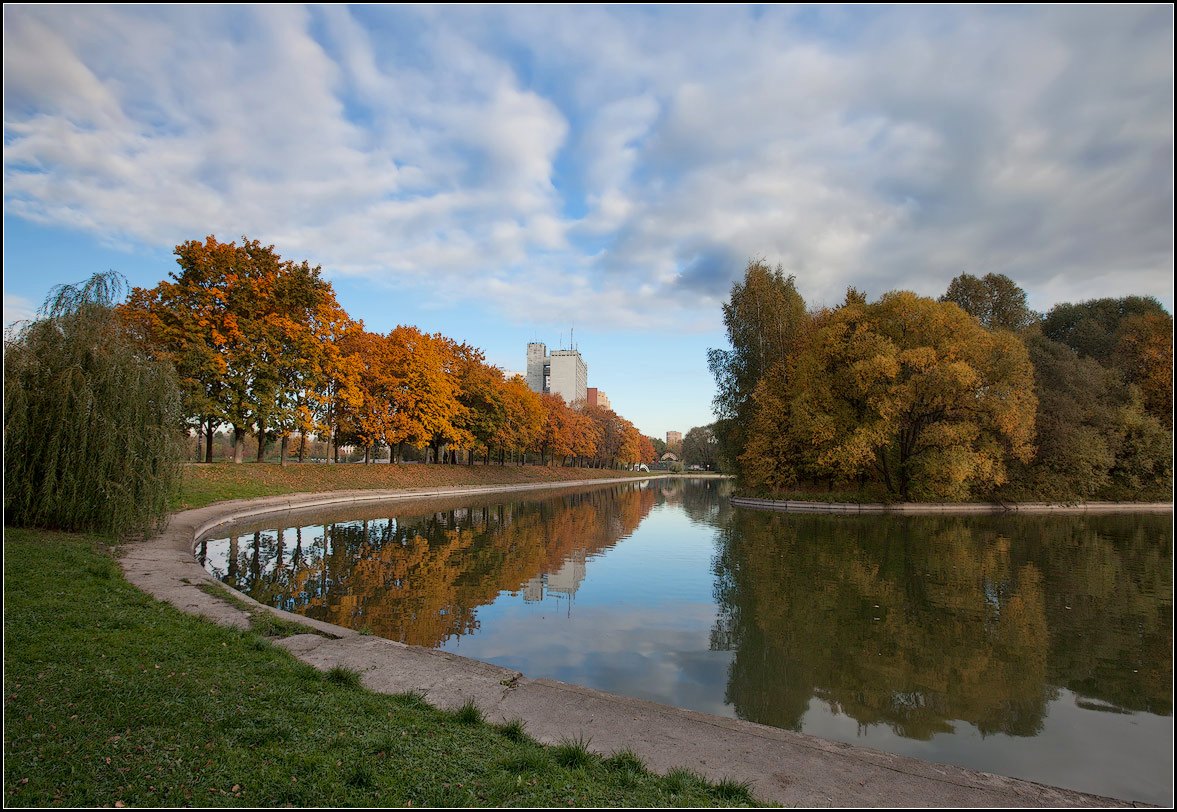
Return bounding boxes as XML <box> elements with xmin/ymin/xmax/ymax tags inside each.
<box><xmin>119</xmin><ymin>477</ymin><xmax>1143</xmax><ymax>808</ymax></box>
<box><xmin>732</xmin><ymin>495</ymin><xmax>1174</xmax><ymax>514</ymax></box>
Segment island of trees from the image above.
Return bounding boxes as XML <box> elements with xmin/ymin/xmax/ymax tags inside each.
<box><xmin>709</xmin><ymin>261</ymin><xmax>1172</xmax><ymax>503</ymax></box>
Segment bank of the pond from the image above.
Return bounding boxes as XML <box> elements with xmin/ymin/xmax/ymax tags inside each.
<box><xmin>732</xmin><ymin>495</ymin><xmax>1174</xmax><ymax>514</ymax></box>
<box><xmin>112</xmin><ymin>479</ymin><xmax>1135</xmax><ymax>808</ymax></box>
<box><xmin>176</xmin><ymin>461</ymin><xmax>666</xmax><ymax>510</ymax></box>
<box><xmin>4</xmin><ymin>527</ymin><xmax>755</xmax><ymax>808</ymax></box>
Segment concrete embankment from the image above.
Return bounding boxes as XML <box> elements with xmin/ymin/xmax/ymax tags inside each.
<box><xmin>732</xmin><ymin>496</ymin><xmax>1174</xmax><ymax>514</ymax></box>
<box><xmin>120</xmin><ymin>479</ymin><xmax>1145</xmax><ymax>808</ymax></box>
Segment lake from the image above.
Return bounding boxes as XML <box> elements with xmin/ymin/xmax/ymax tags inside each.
<box><xmin>198</xmin><ymin>477</ymin><xmax>1173</xmax><ymax>805</ymax></box>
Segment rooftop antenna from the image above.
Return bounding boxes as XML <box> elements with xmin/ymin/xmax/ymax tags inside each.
<box><xmin>571</xmin><ymin>326</ymin><xmax>575</xmax><ymax>351</ymax></box>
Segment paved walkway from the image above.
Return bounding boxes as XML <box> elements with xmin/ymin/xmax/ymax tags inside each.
<box><xmin>120</xmin><ymin>482</ymin><xmax>1145</xmax><ymax>808</ymax></box>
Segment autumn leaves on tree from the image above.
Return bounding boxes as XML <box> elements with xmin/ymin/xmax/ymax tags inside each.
<box><xmin>120</xmin><ymin>235</ymin><xmax>652</xmax><ymax>469</ymax></box>
<box><xmin>713</xmin><ymin>261</ymin><xmax>1173</xmax><ymax>502</ymax></box>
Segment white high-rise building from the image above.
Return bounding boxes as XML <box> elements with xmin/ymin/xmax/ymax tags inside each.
<box><xmin>525</xmin><ymin>342</ymin><xmax>588</xmax><ymax>405</ymax></box>
<box><xmin>526</xmin><ymin>342</ymin><xmax>548</xmax><ymax>393</ymax></box>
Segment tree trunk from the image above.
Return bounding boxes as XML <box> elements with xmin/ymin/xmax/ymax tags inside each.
<box><xmin>204</xmin><ymin>418</ymin><xmax>215</xmax><ymax>463</ymax></box>
<box><xmin>233</xmin><ymin>427</ymin><xmax>245</xmax><ymax>464</ymax></box>
<box><xmin>364</xmin><ymin>444</ymin><xmax>371</xmax><ymax>465</ymax></box>
<box><xmin>298</xmin><ymin>432</ymin><xmax>306</xmax><ymax>463</ymax></box>
<box><xmin>256</xmin><ymin>419</ymin><xmax>267</xmax><ymax>462</ymax></box>
<box><xmin>280</xmin><ymin>435</ymin><xmax>289</xmax><ymax>467</ymax></box>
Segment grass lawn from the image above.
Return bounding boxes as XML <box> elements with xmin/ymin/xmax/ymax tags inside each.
<box><xmin>4</xmin><ymin>528</ymin><xmax>758</xmax><ymax>807</ymax></box>
<box><xmin>176</xmin><ymin>461</ymin><xmax>653</xmax><ymax>510</ymax></box>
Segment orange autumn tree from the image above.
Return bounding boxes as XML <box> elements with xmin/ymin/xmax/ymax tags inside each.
<box><xmin>537</xmin><ymin>392</ymin><xmax>573</xmax><ymax>465</ymax></box>
<box><xmin>454</xmin><ymin>345</ymin><xmax>507</xmax><ymax>464</ymax></box>
<box><xmin>123</xmin><ymin>235</ymin><xmax>354</xmax><ymax>463</ymax></box>
<box><xmin>618</xmin><ymin>421</ymin><xmax>644</xmax><ymax>468</ymax></box>
<box><xmin>1113</xmin><ymin>311</ymin><xmax>1173</xmax><ymax>422</ymax></box>
<box><xmin>336</xmin><ymin>328</ymin><xmax>401</xmax><ymax>462</ymax></box>
<box><xmin>122</xmin><ymin>236</ymin><xmax>249</xmax><ymax>461</ymax></box>
<box><xmin>492</xmin><ymin>375</ymin><xmax>545</xmax><ymax>465</ymax></box>
<box><xmin>567</xmin><ymin>407</ymin><xmax>600</xmax><ymax>467</ymax></box>
<box><xmin>422</xmin><ymin>334</ymin><xmax>476</xmax><ymax>463</ymax></box>
<box><xmin>385</xmin><ymin>326</ymin><xmax>468</xmax><ymax>462</ymax></box>
<box><xmin>249</xmin><ymin>254</ymin><xmax>356</xmax><ymax>463</ymax></box>
<box><xmin>300</xmin><ymin>296</ymin><xmax>363</xmax><ymax>463</ymax></box>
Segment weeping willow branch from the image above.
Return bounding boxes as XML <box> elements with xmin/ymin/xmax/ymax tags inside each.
<box><xmin>4</xmin><ymin>271</ymin><xmax>185</xmax><ymax>537</ymax></box>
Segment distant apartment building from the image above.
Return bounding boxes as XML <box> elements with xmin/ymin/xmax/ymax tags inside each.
<box><xmin>666</xmin><ymin>431</ymin><xmax>682</xmax><ymax>449</ymax></box>
<box><xmin>586</xmin><ymin>388</ymin><xmax>610</xmax><ymax>410</ymax></box>
<box><xmin>525</xmin><ymin>342</ymin><xmax>588</xmax><ymax>405</ymax></box>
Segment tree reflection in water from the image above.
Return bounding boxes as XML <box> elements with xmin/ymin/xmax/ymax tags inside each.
<box><xmin>199</xmin><ymin>481</ymin><xmax>1170</xmax><ymax>749</ymax></box>
<box><xmin>203</xmin><ymin>484</ymin><xmax>658</xmax><ymax>646</ymax></box>
<box><xmin>712</xmin><ymin>510</ymin><xmax>1171</xmax><ymax>739</ymax></box>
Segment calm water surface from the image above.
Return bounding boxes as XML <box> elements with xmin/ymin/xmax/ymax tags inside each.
<box><xmin>199</xmin><ymin>478</ymin><xmax>1173</xmax><ymax>805</ymax></box>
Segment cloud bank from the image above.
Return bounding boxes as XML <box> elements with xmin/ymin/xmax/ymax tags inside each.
<box><xmin>4</xmin><ymin>5</ymin><xmax>1173</xmax><ymax>327</ymax></box>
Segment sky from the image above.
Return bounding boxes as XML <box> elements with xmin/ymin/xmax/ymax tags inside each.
<box><xmin>3</xmin><ymin>4</ymin><xmax>1173</xmax><ymax>438</ymax></box>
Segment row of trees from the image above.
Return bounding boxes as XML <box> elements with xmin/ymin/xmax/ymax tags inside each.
<box><xmin>710</xmin><ymin>262</ymin><xmax>1172</xmax><ymax>501</ymax></box>
<box><xmin>121</xmin><ymin>235</ymin><xmax>655</xmax><ymax>469</ymax></box>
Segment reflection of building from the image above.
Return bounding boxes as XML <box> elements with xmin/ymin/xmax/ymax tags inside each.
<box><xmin>521</xmin><ymin>552</ymin><xmax>588</xmax><ymax>609</ymax></box>
<box><xmin>522</xmin><ymin>576</ymin><xmax>545</xmax><ymax>602</ymax></box>
<box><xmin>586</xmin><ymin>388</ymin><xmax>610</xmax><ymax>409</ymax></box>
<box><xmin>526</xmin><ymin>342</ymin><xmax>588</xmax><ymax>405</ymax></box>
<box><xmin>546</xmin><ymin>554</ymin><xmax>587</xmax><ymax>598</ymax></box>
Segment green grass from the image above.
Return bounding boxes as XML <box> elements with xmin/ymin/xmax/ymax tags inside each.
<box><xmin>195</xmin><ymin>581</ymin><xmax>329</xmax><ymax>639</ymax></box>
<box><xmin>174</xmin><ymin>462</ymin><xmax>653</xmax><ymax>511</ymax></box>
<box><xmin>453</xmin><ymin>699</ymin><xmax>485</xmax><ymax>727</ymax></box>
<box><xmin>4</xmin><ymin>528</ymin><xmax>760</xmax><ymax>807</ymax></box>
<box><xmin>735</xmin><ymin>486</ymin><xmax>897</xmax><ymax>504</ymax></box>
<box><xmin>496</xmin><ymin>718</ymin><xmax>530</xmax><ymax>744</ymax></box>
<box><xmin>325</xmin><ymin>667</ymin><xmax>364</xmax><ymax>690</ymax></box>
<box><xmin>553</xmin><ymin>734</ymin><xmax>597</xmax><ymax>769</ymax></box>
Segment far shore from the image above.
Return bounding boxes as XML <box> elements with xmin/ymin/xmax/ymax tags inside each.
<box><xmin>731</xmin><ymin>495</ymin><xmax>1174</xmax><ymax>515</ymax></box>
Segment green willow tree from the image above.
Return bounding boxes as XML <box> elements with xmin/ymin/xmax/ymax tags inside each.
<box><xmin>4</xmin><ymin>272</ymin><xmax>184</xmax><ymax>536</ymax></box>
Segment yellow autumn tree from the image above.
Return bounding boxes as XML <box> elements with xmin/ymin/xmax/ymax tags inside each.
<box><xmin>742</xmin><ymin>290</ymin><xmax>1037</xmax><ymax>500</ymax></box>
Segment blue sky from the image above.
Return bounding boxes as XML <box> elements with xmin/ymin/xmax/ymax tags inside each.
<box><xmin>4</xmin><ymin>5</ymin><xmax>1173</xmax><ymax>437</ymax></box>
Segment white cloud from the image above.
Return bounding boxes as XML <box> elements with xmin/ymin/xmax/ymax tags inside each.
<box><xmin>3</xmin><ymin>5</ymin><xmax>1172</xmax><ymax>331</ymax></box>
<box><xmin>3</xmin><ymin>293</ymin><xmax>36</xmax><ymax>329</ymax></box>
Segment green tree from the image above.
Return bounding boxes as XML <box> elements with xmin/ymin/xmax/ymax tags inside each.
<box><xmin>707</xmin><ymin>260</ymin><xmax>808</xmax><ymax>469</ymax></box>
<box><xmin>650</xmin><ymin>436</ymin><xmax>667</xmax><ymax>458</ymax></box>
<box><xmin>941</xmin><ymin>272</ymin><xmax>1037</xmax><ymax>332</ymax></box>
<box><xmin>4</xmin><ymin>272</ymin><xmax>184</xmax><ymax>536</ymax></box>
<box><xmin>1041</xmin><ymin>296</ymin><xmax>1168</xmax><ymax>364</ymax></box>
<box><xmin>1001</xmin><ymin>334</ymin><xmax>1121</xmax><ymax>500</ymax></box>
<box><xmin>681</xmin><ymin>425</ymin><xmax>721</xmax><ymax>470</ymax></box>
